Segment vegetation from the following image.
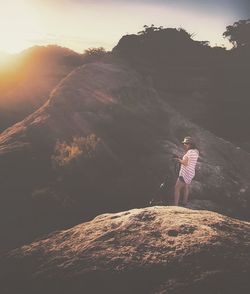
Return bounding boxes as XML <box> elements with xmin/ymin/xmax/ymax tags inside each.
<box><xmin>83</xmin><ymin>47</ymin><xmax>108</xmax><ymax>62</ymax></box>
<box><xmin>113</xmin><ymin>20</ymin><xmax>250</xmax><ymax>150</ymax></box>
<box><xmin>138</xmin><ymin>24</ymin><xmax>194</xmax><ymax>39</ymax></box>
<box><xmin>51</xmin><ymin>134</ymin><xmax>101</xmax><ymax>168</ymax></box>
<box><xmin>84</xmin><ymin>47</ymin><xmax>107</xmax><ymax>56</ymax></box>
<box><xmin>223</xmin><ymin>19</ymin><xmax>250</xmax><ymax>48</ymax></box>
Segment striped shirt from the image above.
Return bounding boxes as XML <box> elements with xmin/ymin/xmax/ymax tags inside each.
<box><xmin>179</xmin><ymin>149</ymin><xmax>199</xmax><ymax>184</ymax></box>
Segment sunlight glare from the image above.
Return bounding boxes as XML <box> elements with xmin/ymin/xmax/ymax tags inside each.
<box><xmin>0</xmin><ymin>0</ymin><xmax>42</xmax><ymax>53</ymax></box>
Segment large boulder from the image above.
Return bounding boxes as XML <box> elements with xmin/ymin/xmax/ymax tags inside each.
<box><xmin>0</xmin><ymin>206</ymin><xmax>249</xmax><ymax>294</ymax></box>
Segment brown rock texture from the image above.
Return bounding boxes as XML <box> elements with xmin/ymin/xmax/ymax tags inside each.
<box><xmin>1</xmin><ymin>206</ymin><xmax>249</xmax><ymax>294</ymax></box>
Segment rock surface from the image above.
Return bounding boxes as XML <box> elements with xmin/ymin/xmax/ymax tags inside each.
<box><xmin>0</xmin><ymin>206</ymin><xmax>249</xmax><ymax>294</ymax></box>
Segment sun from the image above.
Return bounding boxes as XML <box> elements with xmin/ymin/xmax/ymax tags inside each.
<box><xmin>0</xmin><ymin>0</ymin><xmax>42</xmax><ymax>53</ymax></box>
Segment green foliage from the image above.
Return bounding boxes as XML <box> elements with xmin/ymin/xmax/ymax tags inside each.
<box><xmin>138</xmin><ymin>24</ymin><xmax>162</xmax><ymax>35</ymax></box>
<box><xmin>51</xmin><ymin>134</ymin><xmax>101</xmax><ymax>168</ymax></box>
<box><xmin>137</xmin><ymin>25</ymin><xmax>193</xmax><ymax>41</ymax></box>
<box><xmin>82</xmin><ymin>47</ymin><xmax>108</xmax><ymax>63</ymax></box>
<box><xmin>223</xmin><ymin>19</ymin><xmax>250</xmax><ymax>48</ymax></box>
<box><xmin>84</xmin><ymin>47</ymin><xmax>107</xmax><ymax>56</ymax></box>
<box><xmin>84</xmin><ymin>47</ymin><xmax>107</xmax><ymax>57</ymax></box>
<box><xmin>198</xmin><ymin>40</ymin><xmax>210</xmax><ymax>47</ymax></box>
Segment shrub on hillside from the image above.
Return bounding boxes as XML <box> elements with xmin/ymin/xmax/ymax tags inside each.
<box><xmin>51</xmin><ymin>134</ymin><xmax>101</xmax><ymax>168</ymax></box>
<box><xmin>82</xmin><ymin>47</ymin><xmax>109</xmax><ymax>62</ymax></box>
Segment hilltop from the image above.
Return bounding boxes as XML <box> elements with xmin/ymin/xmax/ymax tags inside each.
<box><xmin>0</xmin><ymin>45</ymin><xmax>83</xmax><ymax>132</ymax></box>
<box><xmin>113</xmin><ymin>26</ymin><xmax>250</xmax><ymax>151</ymax></box>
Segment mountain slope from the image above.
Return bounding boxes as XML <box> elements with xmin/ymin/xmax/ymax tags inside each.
<box><xmin>0</xmin><ymin>61</ymin><xmax>250</xmax><ymax>251</ymax></box>
<box><xmin>0</xmin><ymin>45</ymin><xmax>83</xmax><ymax>132</ymax></box>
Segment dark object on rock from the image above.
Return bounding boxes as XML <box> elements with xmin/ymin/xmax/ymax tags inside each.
<box><xmin>149</xmin><ymin>178</ymin><xmax>169</xmax><ymax>206</ymax></box>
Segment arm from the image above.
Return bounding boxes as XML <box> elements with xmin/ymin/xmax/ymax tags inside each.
<box><xmin>176</xmin><ymin>155</ymin><xmax>189</xmax><ymax>166</ymax></box>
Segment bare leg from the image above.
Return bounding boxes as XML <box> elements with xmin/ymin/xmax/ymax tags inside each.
<box><xmin>174</xmin><ymin>179</ymin><xmax>185</xmax><ymax>206</ymax></box>
<box><xmin>183</xmin><ymin>184</ymin><xmax>189</xmax><ymax>205</ymax></box>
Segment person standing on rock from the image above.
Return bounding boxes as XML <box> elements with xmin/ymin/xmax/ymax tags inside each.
<box><xmin>173</xmin><ymin>137</ymin><xmax>199</xmax><ymax>206</ymax></box>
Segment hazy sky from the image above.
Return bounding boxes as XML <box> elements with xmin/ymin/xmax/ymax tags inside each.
<box><xmin>0</xmin><ymin>0</ymin><xmax>249</xmax><ymax>53</ymax></box>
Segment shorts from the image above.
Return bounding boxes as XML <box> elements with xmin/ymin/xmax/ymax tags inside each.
<box><xmin>178</xmin><ymin>176</ymin><xmax>186</xmax><ymax>183</ymax></box>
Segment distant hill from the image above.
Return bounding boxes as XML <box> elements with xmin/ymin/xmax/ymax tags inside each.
<box><xmin>0</xmin><ymin>45</ymin><xmax>83</xmax><ymax>132</ymax></box>
<box><xmin>112</xmin><ymin>27</ymin><xmax>250</xmax><ymax>151</ymax></box>
<box><xmin>0</xmin><ymin>61</ymin><xmax>250</xmax><ymax>252</ymax></box>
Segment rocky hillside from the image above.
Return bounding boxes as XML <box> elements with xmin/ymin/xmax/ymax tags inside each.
<box><xmin>112</xmin><ymin>28</ymin><xmax>250</xmax><ymax>151</ymax></box>
<box><xmin>0</xmin><ymin>206</ymin><xmax>249</xmax><ymax>294</ymax></box>
<box><xmin>0</xmin><ymin>61</ymin><xmax>250</xmax><ymax>252</ymax></box>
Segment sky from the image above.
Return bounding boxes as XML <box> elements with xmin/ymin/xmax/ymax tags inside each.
<box><xmin>0</xmin><ymin>0</ymin><xmax>249</xmax><ymax>54</ymax></box>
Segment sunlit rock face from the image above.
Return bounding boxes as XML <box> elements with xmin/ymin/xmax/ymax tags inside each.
<box><xmin>0</xmin><ymin>61</ymin><xmax>250</xmax><ymax>251</ymax></box>
<box><xmin>0</xmin><ymin>206</ymin><xmax>249</xmax><ymax>294</ymax></box>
